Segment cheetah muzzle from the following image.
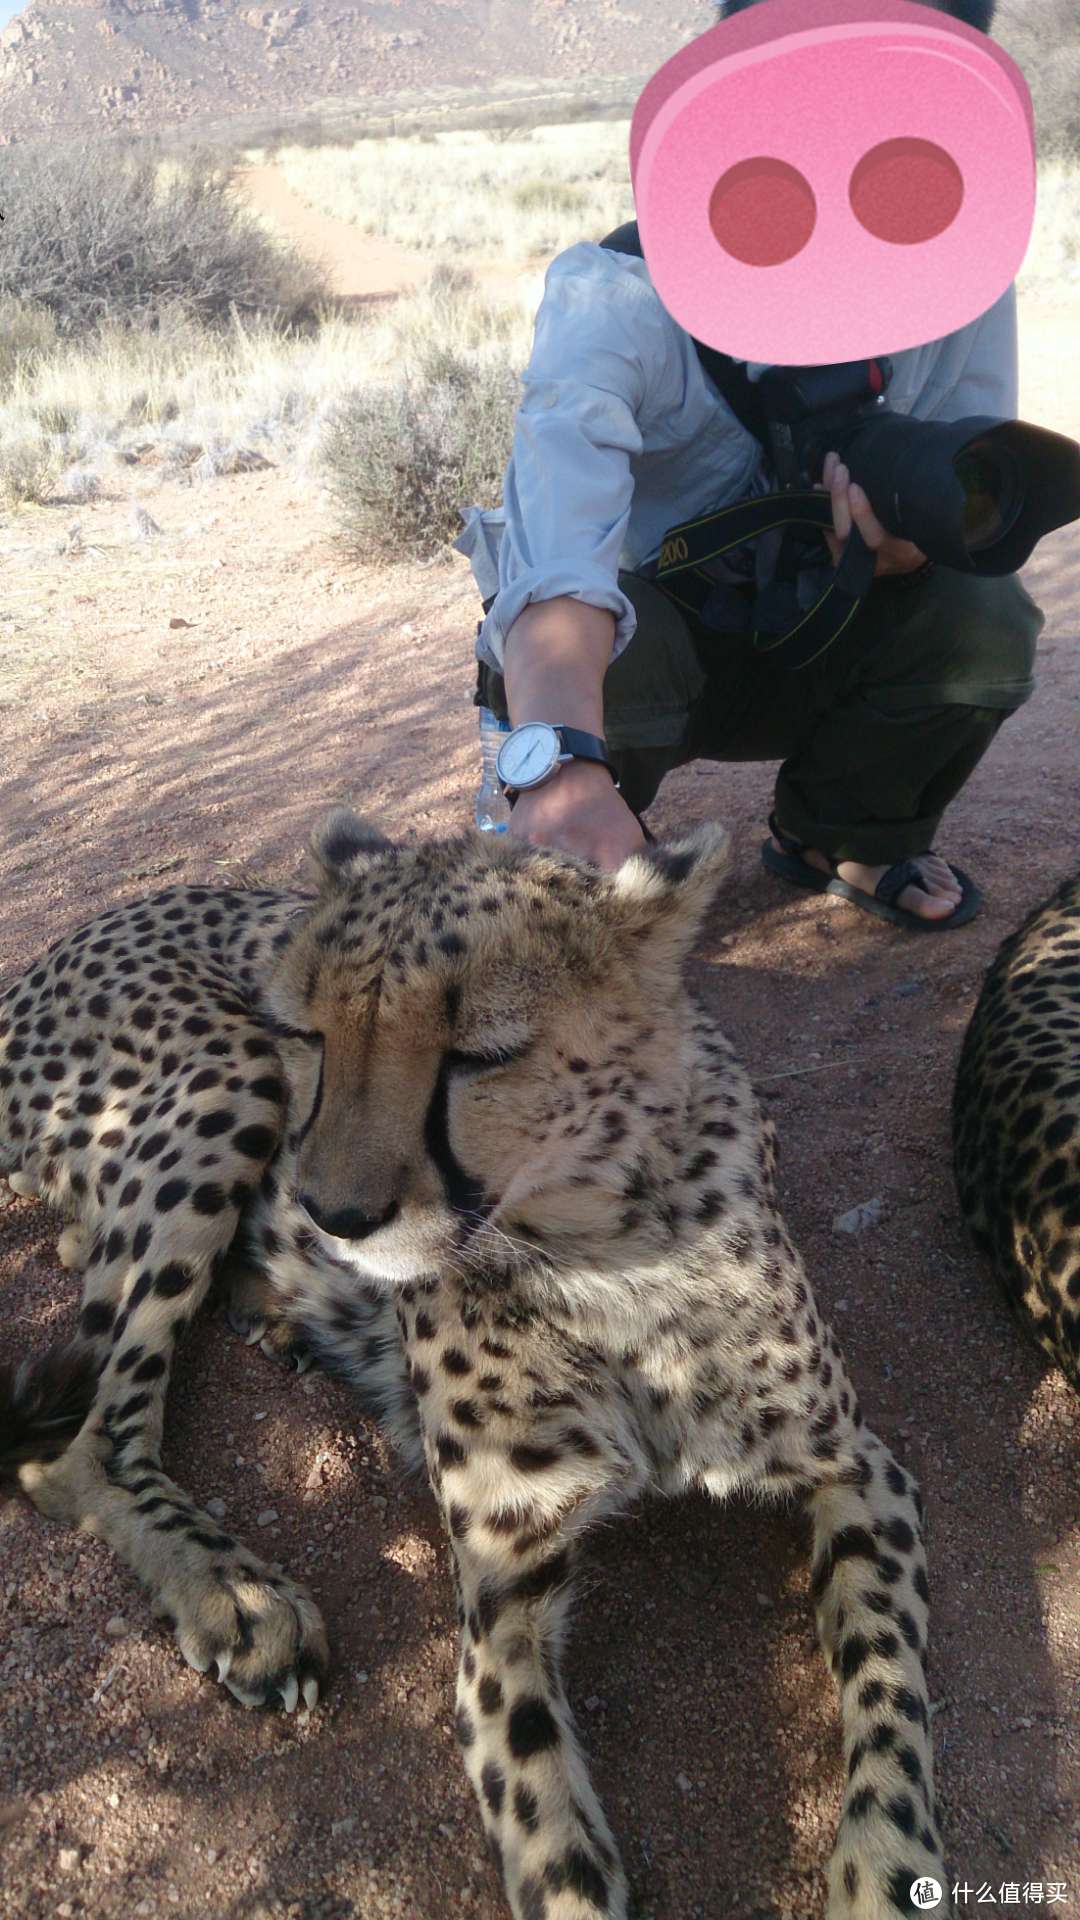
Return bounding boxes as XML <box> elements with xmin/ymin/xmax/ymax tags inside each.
<box><xmin>1</xmin><ymin>809</ymin><xmax>948</xmax><ymax>1919</ymax></box>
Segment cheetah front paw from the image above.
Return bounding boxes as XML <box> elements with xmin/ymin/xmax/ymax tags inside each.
<box><xmin>223</xmin><ymin>1263</ymin><xmax>313</xmax><ymax>1372</ymax></box>
<box><xmin>161</xmin><ymin>1558</ymin><xmax>329</xmax><ymax>1712</ymax></box>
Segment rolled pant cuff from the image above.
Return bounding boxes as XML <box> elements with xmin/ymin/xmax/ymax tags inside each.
<box><xmin>773</xmin><ymin>804</ymin><xmax>944</xmax><ymax>868</ymax></box>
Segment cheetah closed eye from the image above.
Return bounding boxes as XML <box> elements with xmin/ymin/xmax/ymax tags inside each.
<box><xmin>1</xmin><ymin>810</ymin><xmax>947</xmax><ymax>1920</ymax></box>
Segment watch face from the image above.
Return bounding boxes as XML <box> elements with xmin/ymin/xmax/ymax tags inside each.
<box><xmin>496</xmin><ymin>722</ymin><xmax>560</xmax><ymax>791</ymax></box>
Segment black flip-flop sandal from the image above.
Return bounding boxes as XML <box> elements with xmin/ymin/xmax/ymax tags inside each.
<box><xmin>761</xmin><ymin>813</ymin><xmax>982</xmax><ymax>932</ymax></box>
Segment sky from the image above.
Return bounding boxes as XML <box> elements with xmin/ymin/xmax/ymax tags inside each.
<box><xmin>0</xmin><ymin>1</ymin><xmax>23</xmax><ymax>24</ymax></box>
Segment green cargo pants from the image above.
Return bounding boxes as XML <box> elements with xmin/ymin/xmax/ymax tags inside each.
<box><xmin>477</xmin><ymin>563</ymin><xmax>1043</xmax><ymax>865</ymax></box>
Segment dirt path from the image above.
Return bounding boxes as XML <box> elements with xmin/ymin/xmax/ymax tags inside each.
<box><xmin>238</xmin><ymin>164</ymin><xmax>540</xmax><ymax>304</ymax></box>
<box><xmin>239</xmin><ymin>165</ymin><xmax>436</xmax><ymax>303</ymax></box>
<box><xmin>0</xmin><ymin>204</ymin><xmax>1078</xmax><ymax>1920</ymax></box>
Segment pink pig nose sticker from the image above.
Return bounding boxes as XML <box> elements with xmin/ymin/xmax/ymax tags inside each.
<box><xmin>630</xmin><ymin>0</ymin><xmax>1035</xmax><ymax>364</ymax></box>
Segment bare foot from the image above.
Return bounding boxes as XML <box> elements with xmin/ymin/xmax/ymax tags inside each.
<box><xmin>771</xmin><ymin>840</ymin><xmax>963</xmax><ymax>922</ymax></box>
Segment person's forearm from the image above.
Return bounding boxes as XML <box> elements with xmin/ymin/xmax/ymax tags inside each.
<box><xmin>502</xmin><ymin>596</ymin><xmax>615</xmax><ymax>733</ymax></box>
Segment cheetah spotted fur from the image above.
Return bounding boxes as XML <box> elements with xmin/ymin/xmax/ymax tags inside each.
<box><xmin>1</xmin><ymin>811</ymin><xmax>948</xmax><ymax>1919</ymax></box>
<box><xmin>954</xmin><ymin>872</ymin><xmax>1080</xmax><ymax>1393</ymax></box>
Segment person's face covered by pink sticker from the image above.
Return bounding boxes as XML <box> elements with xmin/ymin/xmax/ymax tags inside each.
<box><xmin>631</xmin><ymin>0</ymin><xmax>1035</xmax><ymax>365</ymax></box>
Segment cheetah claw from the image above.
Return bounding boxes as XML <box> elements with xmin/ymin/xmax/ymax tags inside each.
<box><xmin>259</xmin><ymin>1332</ymin><xmax>313</xmax><ymax>1374</ymax></box>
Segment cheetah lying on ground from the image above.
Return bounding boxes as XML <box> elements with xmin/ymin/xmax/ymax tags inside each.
<box><xmin>954</xmin><ymin>873</ymin><xmax>1080</xmax><ymax>1394</ymax></box>
<box><xmin>1</xmin><ymin>812</ymin><xmax>946</xmax><ymax>1919</ymax></box>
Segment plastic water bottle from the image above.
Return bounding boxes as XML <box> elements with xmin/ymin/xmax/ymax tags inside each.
<box><xmin>474</xmin><ymin>706</ymin><xmax>512</xmax><ymax>834</ymax></box>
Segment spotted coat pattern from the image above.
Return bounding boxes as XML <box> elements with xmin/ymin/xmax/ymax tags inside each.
<box><xmin>2</xmin><ymin>812</ymin><xmax>948</xmax><ymax>1919</ymax></box>
<box><xmin>954</xmin><ymin>873</ymin><xmax>1080</xmax><ymax>1394</ymax></box>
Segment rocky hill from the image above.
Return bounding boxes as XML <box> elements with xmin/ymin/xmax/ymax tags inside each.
<box><xmin>0</xmin><ymin>0</ymin><xmax>709</xmax><ymax>147</ymax></box>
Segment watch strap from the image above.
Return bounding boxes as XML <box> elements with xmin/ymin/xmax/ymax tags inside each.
<box><xmin>554</xmin><ymin>727</ymin><xmax>618</xmax><ymax>783</ymax></box>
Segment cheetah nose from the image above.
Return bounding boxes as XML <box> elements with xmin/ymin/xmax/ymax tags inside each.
<box><xmin>299</xmin><ymin>1195</ymin><xmax>400</xmax><ymax>1241</ymax></box>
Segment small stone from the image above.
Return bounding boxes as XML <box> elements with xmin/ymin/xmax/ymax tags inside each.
<box><xmin>204</xmin><ymin>1848</ymin><xmax>219</xmax><ymax>1866</ymax></box>
<box><xmin>58</xmin><ymin>1848</ymin><xmax>80</xmax><ymax>1872</ymax></box>
<box><xmin>584</xmin><ymin>1695</ymin><xmax>601</xmax><ymax>1713</ymax></box>
<box><xmin>894</xmin><ymin>979</ymin><xmax>925</xmax><ymax>997</ymax></box>
<box><xmin>206</xmin><ymin>1498</ymin><xmax>227</xmax><ymax>1519</ymax></box>
<box><xmin>332</xmin><ymin>1815</ymin><xmax>358</xmax><ymax>1837</ymax></box>
<box><xmin>755</xmin><ymin>1591</ymin><xmax>773</xmax><ymax>1609</ymax></box>
<box><xmin>256</xmin><ymin>1509</ymin><xmax>279</xmax><ymax>1528</ymax></box>
<box><xmin>676</xmin><ymin>1772</ymin><xmax>693</xmax><ymax>1794</ymax></box>
<box><xmin>107</xmin><ymin>1792</ymin><xmax>120</xmax><ymax>1809</ymax></box>
<box><xmin>104</xmin><ymin>1615</ymin><xmax>127</xmax><ymax>1639</ymax></box>
<box><xmin>832</xmin><ymin>1197</ymin><xmax>883</xmax><ymax>1236</ymax></box>
<box><xmin>253</xmin><ymin>1411</ymin><xmax>268</xmax><ymax>1422</ymax></box>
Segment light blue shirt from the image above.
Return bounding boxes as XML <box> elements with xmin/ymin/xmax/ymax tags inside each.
<box><xmin>453</xmin><ymin>241</ymin><xmax>1019</xmax><ymax>669</ymax></box>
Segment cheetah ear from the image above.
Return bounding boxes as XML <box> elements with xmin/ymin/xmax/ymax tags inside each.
<box><xmin>607</xmin><ymin>823</ymin><xmax>732</xmax><ymax>968</ymax></box>
<box><xmin>307</xmin><ymin>808</ymin><xmax>395</xmax><ymax>890</ymax></box>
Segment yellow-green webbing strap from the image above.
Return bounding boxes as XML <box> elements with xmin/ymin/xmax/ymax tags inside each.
<box><xmin>652</xmin><ymin>489</ymin><xmax>876</xmax><ymax>670</ymax></box>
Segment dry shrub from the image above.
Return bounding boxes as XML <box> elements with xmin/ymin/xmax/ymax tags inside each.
<box><xmin>0</xmin><ymin>144</ymin><xmax>327</xmax><ymax>337</ymax></box>
<box><xmin>0</xmin><ymin>297</ymin><xmax>58</xmax><ymax>391</ymax></box>
<box><xmin>322</xmin><ymin>347</ymin><xmax>519</xmax><ymax>563</ymax></box>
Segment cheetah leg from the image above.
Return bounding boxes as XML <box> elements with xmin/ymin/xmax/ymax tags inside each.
<box><xmin>737</xmin><ymin>1391</ymin><xmax>947</xmax><ymax>1919</ymax></box>
<box><xmin>15</xmin><ymin>1238</ymin><xmax>328</xmax><ymax>1712</ymax></box>
<box><xmin>447</xmin><ymin>1528</ymin><xmax>630</xmax><ymax>1920</ymax></box>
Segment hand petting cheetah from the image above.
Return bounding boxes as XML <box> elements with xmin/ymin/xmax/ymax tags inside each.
<box><xmin>954</xmin><ymin>871</ymin><xmax>1080</xmax><ymax>1393</ymax></box>
<box><xmin>1</xmin><ymin>811</ymin><xmax>948</xmax><ymax>1920</ymax></box>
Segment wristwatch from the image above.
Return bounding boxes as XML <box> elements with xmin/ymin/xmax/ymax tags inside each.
<box><xmin>495</xmin><ymin>723</ymin><xmax>618</xmax><ymax>799</ymax></box>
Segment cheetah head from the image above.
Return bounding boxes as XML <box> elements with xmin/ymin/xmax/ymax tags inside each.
<box><xmin>266</xmin><ymin>809</ymin><xmax>732</xmax><ymax>1288</ymax></box>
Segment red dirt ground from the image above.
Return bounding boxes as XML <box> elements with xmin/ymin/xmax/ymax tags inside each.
<box><xmin>0</xmin><ymin>194</ymin><xmax>1077</xmax><ymax>1920</ymax></box>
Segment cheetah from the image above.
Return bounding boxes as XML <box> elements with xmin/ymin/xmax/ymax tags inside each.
<box><xmin>1</xmin><ymin>811</ymin><xmax>947</xmax><ymax>1920</ymax></box>
<box><xmin>953</xmin><ymin>873</ymin><xmax>1080</xmax><ymax>1393</ymax></box>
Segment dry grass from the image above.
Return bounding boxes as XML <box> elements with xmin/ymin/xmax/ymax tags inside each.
<box><xmin>268</xmin><ymin>121</ymin><xmax>635</xmax><ymax>263</ymax></box>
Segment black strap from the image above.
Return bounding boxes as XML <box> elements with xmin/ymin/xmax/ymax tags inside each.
<box><xmin>649</xmin><ymin>486</ymin><xmax>875</xmax><ymax>671</ymax></box>
<box><xmin>555</xmin><ymin>725</ymin><xmax>617</xmax><ymax>777</ymax></box>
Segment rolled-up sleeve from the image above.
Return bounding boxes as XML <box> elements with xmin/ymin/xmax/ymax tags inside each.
<box><xmin>468</xmin><ymin>246</ymin><xmax>668</xmax><ymax>668</ymax></box>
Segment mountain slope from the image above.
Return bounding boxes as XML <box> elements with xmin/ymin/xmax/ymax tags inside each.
<box><xmin>0</xmin><ymin>0</ymin><xmax>707</xmax><ymax>146</ymax></box>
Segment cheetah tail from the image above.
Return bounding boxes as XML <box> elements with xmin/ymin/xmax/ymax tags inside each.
<box><xmin>0</xmin><ymin>1344</ymin><xmax>98</xmax><ymax>1476</ymax></box>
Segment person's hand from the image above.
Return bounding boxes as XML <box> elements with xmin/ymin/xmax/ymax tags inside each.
<box><xmin>818</xmin><ymin>449</ymin><xmax>929</xmax><ymax>578</ymax></box>
<box><xmin>507</xmin><ymin>758</ymin><xmax>646</xmax><ymax>871</ymax></box>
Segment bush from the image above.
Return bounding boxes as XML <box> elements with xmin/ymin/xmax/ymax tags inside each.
<box><xmin>0</xmin><ymin>433</ymin><xmax>62</xmax><ymax>509</ymax></box>
<box><xmin>0</xmin><ymin>296</ymin><xmax>58</xmax><ymax>391</ymax></box>
<box><xmin>0</xmin><ymin>144</ymin><xmax>328</xmax><ymax>337</ymax></box>
<box><xmin>322</xmin><ymin>347</ymin><xmax>519</xmax><ymax>564</ymax></box>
